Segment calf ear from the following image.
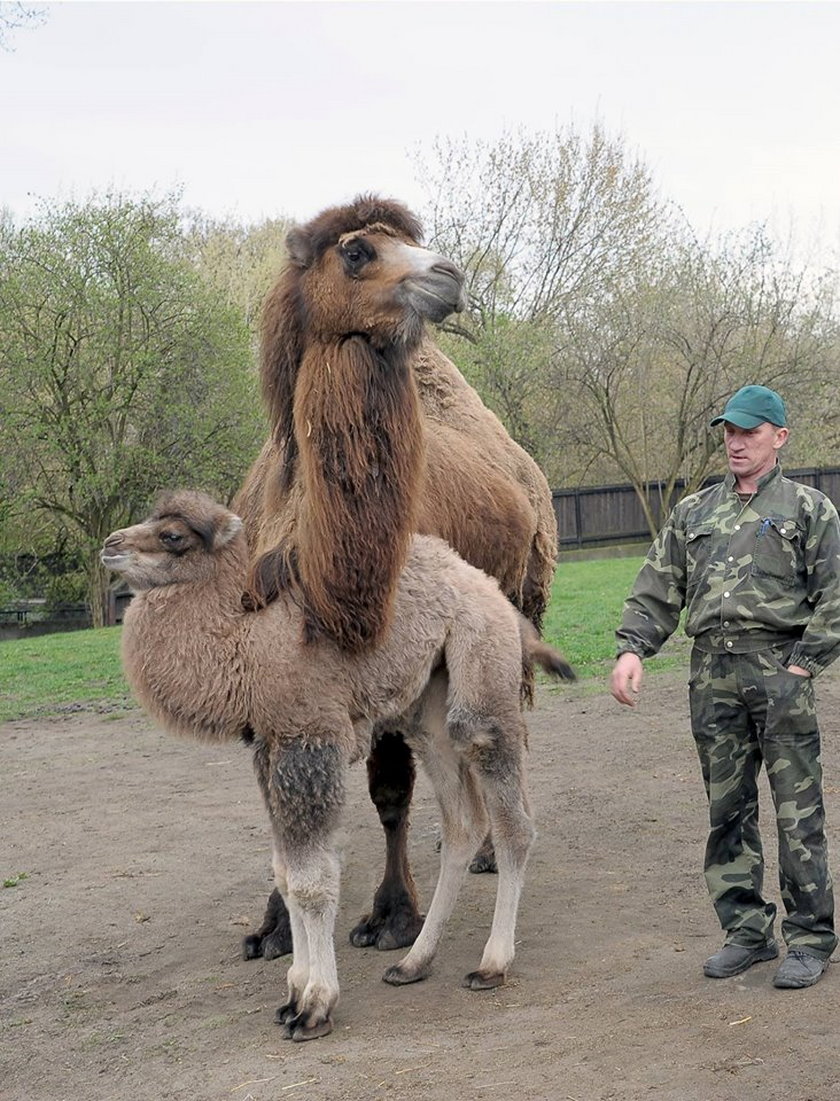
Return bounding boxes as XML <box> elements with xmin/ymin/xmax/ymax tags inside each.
<box><xmin>213</xmin><ymin>513</ymin><xmax>242</xmax><ymax>549</ymax></box>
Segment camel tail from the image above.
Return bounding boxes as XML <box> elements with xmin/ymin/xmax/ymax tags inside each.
<box><xmin>518</xmin><ymin>615</ymin><xmax>576</xmax><ymax>683</ymax></box>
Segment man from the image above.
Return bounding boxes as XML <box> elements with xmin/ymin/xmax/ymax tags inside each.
<box><xmin>611</xmin><ymin>385</ymin><xmax>840</xmax><ymax>988</ymax></box>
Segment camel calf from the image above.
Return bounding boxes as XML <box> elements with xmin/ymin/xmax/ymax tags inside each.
<box><xmin>102</xmin><ymin>491</ymin><xmax>574</xmax><ymax>1041</ymax></box>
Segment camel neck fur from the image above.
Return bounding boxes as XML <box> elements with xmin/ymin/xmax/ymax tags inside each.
<box><xmin>121</xmin><ymin>538</ymin><xmax>258</xmax><ymax>743</ymax></box>
<box><xmin>291</xmin><ymin>333</ymin><xmax>426</xmax><ymax>650</ymax></box>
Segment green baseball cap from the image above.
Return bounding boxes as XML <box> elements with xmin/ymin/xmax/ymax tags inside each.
<box><xmin>710</xmin><ymin>385</ymin><xmax>787</xmax><ymax>429</ymax></box>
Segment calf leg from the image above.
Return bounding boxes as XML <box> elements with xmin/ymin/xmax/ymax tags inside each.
<box><xmin>349</xmin><ymin>729</ymin><xmax>425</xmax><ymax>950</ymax></box>
<box><xmin>256</xmin><ymin>736</ymin><xmax>347</xmax><ymax>1041</ymax></box>
<box><xmin>464</xmin><ymin>720</ymin><xmax>535</xmax><ymax>989</ymax></box>
<box><xmin>384</xmin><ymin>742</ymin><xmax>488</xmax><ymax>986</ymax></box>
<box><xmin>275</xmin><ymin>845</ymin><xmax>341</xmax><ymax>1041</ymax></box>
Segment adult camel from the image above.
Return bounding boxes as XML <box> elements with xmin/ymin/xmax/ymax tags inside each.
<box><xmin>235</xmin><ymin>195</ymin><xmax>558</xmax><ymax>960</ymax></box>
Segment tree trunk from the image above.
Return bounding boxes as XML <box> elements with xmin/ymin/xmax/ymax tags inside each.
<box><xmin>87</xmin><ymin>557</ymin><xmax>110</xmax><ymax>629</ymax></box>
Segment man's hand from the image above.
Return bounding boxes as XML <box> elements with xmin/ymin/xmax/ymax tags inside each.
<box><xmin>787</xmin><ymin>664</ymin><xmax>812</xmax><ymax>678</ymax></box>
<box><xmin>611</xmin><ymin>651</ymin><xmax>644</xmax><ymax>706</ymax></box>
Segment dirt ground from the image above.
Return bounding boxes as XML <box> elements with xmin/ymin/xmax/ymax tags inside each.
<box><xmin>4</xmin><ymin>669</ymin><xmax>840</xmax><ymax>1101</ymax></box>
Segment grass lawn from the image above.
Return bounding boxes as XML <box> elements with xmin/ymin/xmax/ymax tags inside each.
<box><xmin>0</xmin><ymin>626</ymin><xmax>130</xmax><ymax>723</ymax></box>
<box><xmin>543</xmin><ymin>555</ymin><xmax>689</xmax><ymax>684</ymax></box>
<box><xmin>0</xmin><ymin>555</ymin><xmax>688</xmax><ymax>723</ymax></box>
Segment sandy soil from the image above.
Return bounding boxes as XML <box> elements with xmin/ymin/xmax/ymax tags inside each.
<box><xmin>4</xmin><ymin>669</ymin><xmax>840</xmax><ymax>1101</ymax></box>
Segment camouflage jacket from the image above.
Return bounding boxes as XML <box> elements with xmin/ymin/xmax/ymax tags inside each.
<box><xmin>616</xmin><ymin>464</ymin><xmax>840</xmax><ymax>677</ymax></box>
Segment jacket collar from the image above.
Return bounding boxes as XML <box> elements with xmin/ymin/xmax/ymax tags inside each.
<box><xmin>723</xmin><ymin>462</ymin><xmax>782</xmax><ymax>494</ymax></box>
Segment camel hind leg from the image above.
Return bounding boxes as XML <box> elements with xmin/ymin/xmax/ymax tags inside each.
<box><xmin>463</xmin><ymin>716</ymin><xmax>535</xmax><ymax>988</ymax></box>
<box><xmin>443</xmin><ymin>614</ymin><xmax>536</xmax><ymax>988</ymax></box>
<box><xmin>383</xmin><ymin>713</ymin><xmax>488</xmax><ymax>986</ymax></box>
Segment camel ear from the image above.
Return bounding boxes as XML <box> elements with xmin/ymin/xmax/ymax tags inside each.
<box><xmin>214</xmin><ymin>513</ymin><xmax>242</xmax><ymax>549</ymax></box>
<box><xmin>285</xmin><ymin>227</ymin><xmax>313</xmax><ymax>269</ymax></box>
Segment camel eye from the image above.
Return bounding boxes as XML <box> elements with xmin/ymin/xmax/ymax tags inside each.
<box><xmin>341</xmin><ymin>238</ymin><xmax>373</xmax><ymax>270</ymax></box>
<box><xmin>160</xmin><ymin>530</ymin><xmax>184</xmax><ymax>549</ymax></box>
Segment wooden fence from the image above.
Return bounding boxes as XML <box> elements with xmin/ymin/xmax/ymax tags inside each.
<box><xmin>553</xmin><ymin>466</ymin><xmax>840</xmax><ymax>551</ymax></box>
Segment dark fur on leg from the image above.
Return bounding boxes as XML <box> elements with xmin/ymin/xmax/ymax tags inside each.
<box><xmin>468</xmin><ymin>833</ymin><xmax>498</xmax><ymax>874</ymax></box>
<box><xmin>349</xmin><ymin>730</ymin><xmax>425</xmax><ymax>950</ymax></box>
<box><xmin>242</xmin><ymin>888</ymin><xmax>293</xmax><ymax>960</ymax></box>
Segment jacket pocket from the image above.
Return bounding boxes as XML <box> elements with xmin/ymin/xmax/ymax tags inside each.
<box><xmin>685</xmin><ymin>524</ymin><xmax>714</xmax><ymax>595</ymax></box>
<box><xmin>752</xmin><ymin>517</ymin><xmax>801</xmax><ymax>585</ymax></box>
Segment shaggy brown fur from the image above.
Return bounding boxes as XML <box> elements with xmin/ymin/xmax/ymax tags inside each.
<box><xmin>234</xmin><ymin>195</ymin><xmax>560</xmax><ymax>958</ymax></box>
<box><xmin>102</xmin><ymin>491</ymin><xmax>574</xmax><ymax>1041</ymax></box>
<box><xmin>243</xmin><ymin>196</ymin><xmax>464</xmax><ymax>650</ymax></box>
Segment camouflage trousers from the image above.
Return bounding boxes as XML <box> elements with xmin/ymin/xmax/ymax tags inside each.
<box><xmin>688</xmin><ymin>641</ymin><xmax>837</xmax><ymax>958</ymax></box>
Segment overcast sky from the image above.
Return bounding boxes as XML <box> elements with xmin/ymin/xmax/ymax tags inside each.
<box><xmin>2</xmin><ymin>1</ymin><xmax>839</xmax><ymax>250</ymax></box>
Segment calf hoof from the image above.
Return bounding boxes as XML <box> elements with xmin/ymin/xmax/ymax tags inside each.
<box><xmin>463</xmin><ymin>969</ymin><xmax>505</xmax><ymax>990</ymax></box>
<box><xmin>275</xmin><ymin>1002</ymin><xmax>333</xmax><ymax>1041</ymax></box>
<box><xmin>350</xmin><ymin>909</ymin><xmax>425</xmax><ymax>951</ymax></box>
<box><xmin>274</xmin><ymin>999</ymin><xmax>298</xmax><ymax>1025</ymax></box>
<box><xmin>382</xmin><ymin>961</ymin><xmax>430</xmax><ymax>986</ymax></box>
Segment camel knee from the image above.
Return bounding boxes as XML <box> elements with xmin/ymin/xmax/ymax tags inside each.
<box><xmin>447</xmin><ymin>704</ymin><xmax>508</xmax><ymax>751</ymax></box>
<box><xmin>266</xmin><ymin>739</ymin><xmax>346</xmax><ymax>847</ymax></box>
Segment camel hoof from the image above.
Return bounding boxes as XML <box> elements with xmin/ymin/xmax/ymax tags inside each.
<box><xmin>242</xmin><ymin>933</ymin><xmax>264</xmax><ymax>960</ymax></box>
<box><xmin>349</xmin><ymin>916</ymin><xmax>378</xmax><ymax>948</ymax></box>
<box><xmin>463</xmin><ymin>969</ymin><xmax>505</xmax><ymax>990</ymax></box>
<box><xmin>261</xmin><ymin>929</ymin><xmax>293</xmax><ymax>960</ymax></box>
<box><xmin>242</xmin><ymin>928</ymin><xmax>292</xmax><ymax>960</ymax></box>
<box><xmin>274</xmin><ymin>1000</ymin><xmax>298</xmax><ymax>1025</ymax></box>
<box><xmin>290</xmin><ymin>1016</ymin><xmax>333</xmax><ymax>1041</ymax></box>
<box><xmin>276</xmin><ymin>1004</ymin><xmax>333</xmax><ymax>1041</ymax></box>
<box><xmin>469</xmin><ymin>838</ymin><xmax>497</xmax><ymax>874</ymax></box>
<box><xmin>382</xmin><ymin>962</ymin><xmax>429</xmax><ymax>986</ymax></box>
<box><xmin>243</xmin><ymin>889</ymin><xmax>293</xmax><ymax>961</ymax></box>
<box><xmin>349</xmin><ymin>911</ymin><xmax>425</xmax><ymax>951</ymax></box>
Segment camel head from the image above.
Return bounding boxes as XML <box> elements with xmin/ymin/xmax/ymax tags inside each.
<box><xmin>101</xmin><ymin>491</ymin><xmax>243</xmax><ymax>590</ymax></box>
<box><xmin>282</xmin><ymin>194</ymin><xmax>466</xmax><ymax>347</ymax></box>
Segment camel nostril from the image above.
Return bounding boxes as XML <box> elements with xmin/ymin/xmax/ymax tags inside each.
<box><xmin>431</xmin><ymin>259</ymin><xmax>464</xmax><ymax>284</ymax></box>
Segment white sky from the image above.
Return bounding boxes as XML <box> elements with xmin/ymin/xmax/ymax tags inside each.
<box><xmin>2</xmin><ymin>0</ymin><xmax>839</xmax><ymax>250</ymax></box>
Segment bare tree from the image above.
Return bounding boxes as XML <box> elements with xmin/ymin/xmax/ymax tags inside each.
<box><xmin>416</xmin><ymin>124</ymin><xmax>672</xmax><ymax>474</ymax></box>
<box><xmin>0</xmin><ymin>2</ymin><xmax>47</xmax><ymax>50</ymax></box>
<box><xmin>553</xmin><ymin>225</ymin><xmax>838</xmax><ymax>534</ymax></box>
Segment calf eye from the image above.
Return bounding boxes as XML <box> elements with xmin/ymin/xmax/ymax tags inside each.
<box><xmin>160</xmin><ymin>531</ymin><xmax>184</xmax><ymax>548</ymax></box>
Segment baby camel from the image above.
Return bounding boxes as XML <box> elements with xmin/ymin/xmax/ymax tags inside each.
<box><xmin>102</xmin><ymin>491</ymin><xmax>574</xmax><ymax>1041</ymax></box>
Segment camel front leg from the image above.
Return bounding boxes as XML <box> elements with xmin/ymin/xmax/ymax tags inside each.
<box><xmin>259</xmin><ymin>736</ymin><xmax>347</xmax><ymax>1041</ymax></box>
<box><xmin>350</xmin><ymin>729</ymin><xmax>425</xmax><ymax>951</ymax></box>
<box><xmin>275</xmin><ymin>846</ymin><xmax>341</xmax><ymax>1041</ymax></box>
<box><xmin>271</xmin><ymin>851</ymin><xmax>309</xmax><ymax>1024</ymax></box>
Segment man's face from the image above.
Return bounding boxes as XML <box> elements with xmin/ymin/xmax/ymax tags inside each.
<box><xmin>723</xmin><ymin>421</ymin><xmax>788</xmax><ymax>484</ymax></box>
